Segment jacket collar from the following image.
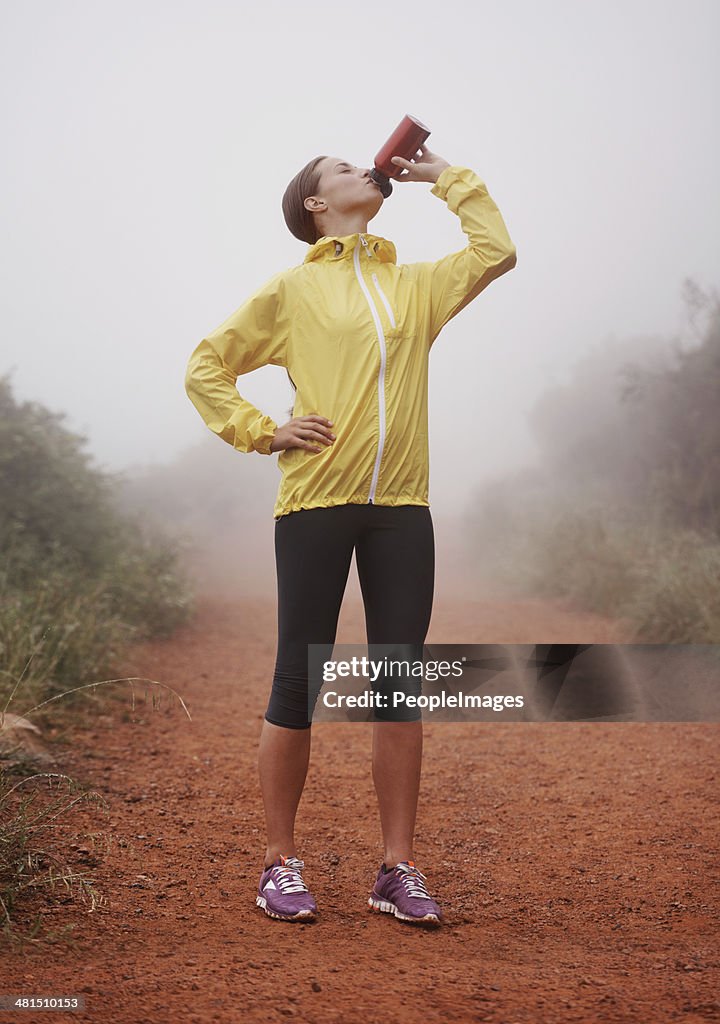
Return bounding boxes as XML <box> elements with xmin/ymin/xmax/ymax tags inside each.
<box><xmin>303</xmin><ymin>232</ymin><xmax>397</xmax><ymax>265</ymax></box>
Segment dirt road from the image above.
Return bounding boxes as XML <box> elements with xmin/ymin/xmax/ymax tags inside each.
<box><xmin>3</xmin><ymin>559</ymin><xmax>719</xmax><ymax>1023</ymax></box>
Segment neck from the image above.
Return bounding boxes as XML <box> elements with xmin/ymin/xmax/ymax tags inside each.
<box><xmin>315</xmin><ymin>212</ymin><xmax>370</xmax><ymax>238</ymax></box>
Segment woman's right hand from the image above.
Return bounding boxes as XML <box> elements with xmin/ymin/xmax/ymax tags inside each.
<box><xmin>270</xmin><ymin>414</ymin><xmax>336</xmax><ymax>454</ymax></box>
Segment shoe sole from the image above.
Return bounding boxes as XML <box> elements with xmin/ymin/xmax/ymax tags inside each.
<box><xmin>368</xmin><ymin>895</ymin><xmax>442</xmax><ymax>927</ymax></box>
<box><xmin>256</xmin><ymin>894</ymin><xmax>317</xmax><ymax>922</ymax></box>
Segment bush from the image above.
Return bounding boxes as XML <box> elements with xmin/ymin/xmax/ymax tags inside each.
<box><xmin>467</xmin><ymin>486</ymin><xmax>720</xmax><ymax>643</ymax></box>
<box><xmin>0</xmin><ymin>373</ymin><xmax>194</xmax><ymax>711</ymax></box>
<box><xmin>464</xmin><ymin>280</ymin><xmax>720</xmax><ymax>643</ymax></box>
<box><xmin>622</xmin><ymin>526</ymin><xmax>720</xmax><ymax>642</ymax></box>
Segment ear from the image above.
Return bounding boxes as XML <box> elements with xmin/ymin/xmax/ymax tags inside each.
<box><xmin>304</xmin><ymin>195</ymin><xmax>326</xmax><ymax>213</ymax></box>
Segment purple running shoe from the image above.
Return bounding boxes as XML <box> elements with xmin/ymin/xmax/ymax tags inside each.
<box><xmin>368</xmin><ymin>859</ymin><xmax>443</xmax><ymax>926</ymax></box>
<box><xmin>256</xmin><ymin>853</ymin><xmax>317</xmax><ymax>921</ymax></box>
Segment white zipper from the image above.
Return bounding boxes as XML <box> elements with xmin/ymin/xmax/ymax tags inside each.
<box><xmin>371</xmin><ymin>273</ymin><xmax>396</xmax><ymax>328</ymax></box>
<box><xmin>354</xmin><ymin>235</ymin><xmax>387</xmax><ymax>504</ymax></box>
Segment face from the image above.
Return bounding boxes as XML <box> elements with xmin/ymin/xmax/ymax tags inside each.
<box><xmin>304</xmin><ymin>156</ymin><xmax>384</xmax><ymax>222</ymax></box>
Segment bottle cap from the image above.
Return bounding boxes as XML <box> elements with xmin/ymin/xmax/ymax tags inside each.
<box><xmin>369</xmin><ymin>168</ymin><xmax>393</xmax><ymax>198</ymax></box>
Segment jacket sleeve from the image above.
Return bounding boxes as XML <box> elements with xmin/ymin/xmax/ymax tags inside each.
<box><xmin>404</xmin><ymin>166</ymin><xmax>517</xmax><ymax>346</ymax></box>
<box><xmin>184</xmin><ymin>270</ymin><xmax>288</xmax><ymax>456</ymax></box>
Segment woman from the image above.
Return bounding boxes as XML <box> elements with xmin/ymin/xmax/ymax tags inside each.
<box><xmin>185</xmin><ymin>143</ymin><xmax>517</xmax><ymax>927</ymax></box>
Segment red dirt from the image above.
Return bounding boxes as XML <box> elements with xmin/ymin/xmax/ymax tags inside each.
<box><xmin>2</xmin><ymin>537</ymin><xmax>719</xmax><ymax>1024</ymax></box>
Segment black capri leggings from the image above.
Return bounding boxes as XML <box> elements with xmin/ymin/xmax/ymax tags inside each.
<box><xmin>265</xmin><ymin>503</ymin><xmax>435</xmax><ymax>729</ymax></box>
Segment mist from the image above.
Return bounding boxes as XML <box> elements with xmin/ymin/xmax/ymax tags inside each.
<box><xmin>1</xmin><ymin>0</ymin><xmax>718</xmax><ymax>607</ymax></box>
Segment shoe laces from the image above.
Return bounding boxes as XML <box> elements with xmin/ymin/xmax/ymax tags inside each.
<box><xmin>272</xmin><ymin>855</ymin><xmax>309</xmax><ymax>895</ymax></box>
<box><xmin>394</xmin><ymin>861</ymin><xmax>432</xmax><ymax>899</ymax></box>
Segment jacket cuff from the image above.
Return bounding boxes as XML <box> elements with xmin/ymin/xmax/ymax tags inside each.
<box><xmin>430</xmin><ymin>165</ymin><xmax>487</xmax><ymax>201</ymax></box>
<box><xmin>248</xmin><ymin>416</ymin><xmax>279</xmax><ymax>456</ymax></box>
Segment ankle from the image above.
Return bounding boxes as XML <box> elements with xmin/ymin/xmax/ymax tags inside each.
<box><xmin>264</xmin><ymin>846</ymin><xmax>297</xmax><ymax>868</ymax></box>
<box><xmin>383</xmin><ymin>852</ymin><xmax>414</xmax><ymax>869</ymax></box>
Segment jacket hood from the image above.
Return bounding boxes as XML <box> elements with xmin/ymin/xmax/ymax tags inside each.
<box><xmin>303</xmin><ymin>232</ymin><xmax>398</xmax><ymax>265</ymax></box>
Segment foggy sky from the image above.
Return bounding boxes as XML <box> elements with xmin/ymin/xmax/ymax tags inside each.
<box><xmin>1</xmin><ymin>0</ymin><xmax>718</xmax><ymax>517</ymax></box>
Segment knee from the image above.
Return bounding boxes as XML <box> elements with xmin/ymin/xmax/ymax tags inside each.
<box><xmin>263</xmin><ymin>714</ymin><xmax>312</xmax><ymax>730</ymax></box>
<box><xmin>265</xmin><ymin>667</ymin><xmax>318</xmax><ymax>729</ymax></box>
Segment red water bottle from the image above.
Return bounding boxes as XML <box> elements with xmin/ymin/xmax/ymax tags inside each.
<box><xmin>369</xmin><ymin>114</ymin><xmax>431</xmax><ymax>198</ymax></box>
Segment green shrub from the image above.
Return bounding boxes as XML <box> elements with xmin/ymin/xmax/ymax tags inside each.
<box><xmin>621</xmin><ymin>526</ymin><xmax>720</xmax><ymax>642</ymax></box>
<box><xmin>465</xmin><ymin>283</ymin><xmax>720</xmax><ymax>643</ymax></box>
<box><xmin>468</xmin><ymin>490</ymin><xmax>720</xmax><ymax>643</ymax></box>
<box><xmin>0</xmin><ymin>373</ymin><xmax>194</xmax><ymax>709</ymax></box>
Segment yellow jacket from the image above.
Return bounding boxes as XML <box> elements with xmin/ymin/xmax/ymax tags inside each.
<box><xmin>185</xmin><ymin>165</ymin><xmax>517</xmax><ymax>520</ymax></box>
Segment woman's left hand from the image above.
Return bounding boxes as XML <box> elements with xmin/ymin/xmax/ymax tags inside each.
<box><xmin>391</xmin><ymin>144</ymin><xmax>451</xmax><ymax>184</ymax></box>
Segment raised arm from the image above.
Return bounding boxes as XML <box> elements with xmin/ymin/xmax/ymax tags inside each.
<box><xmin>184</xmin><ymin>270</ymin><xmax>288</xmax><ymax>455</ymax></box>
<box><xmin>395</xmin><ymin>146</ymin><xmax>517</xmax><ymax>346</ymax></box>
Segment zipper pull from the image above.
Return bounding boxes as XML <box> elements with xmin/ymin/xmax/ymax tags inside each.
<box><xmin>359</xmin><ymin>234</ymin><xmax>373</xmax><ymax>258</ymax></box>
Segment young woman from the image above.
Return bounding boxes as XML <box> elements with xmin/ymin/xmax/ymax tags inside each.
<box><xmin>185</xmin><ymin>143</ymin><xmax>517</xmax><ymax>927</ymax></box>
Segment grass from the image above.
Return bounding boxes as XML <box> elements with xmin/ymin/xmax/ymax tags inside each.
<box><xmin>0</xmin><ymin>768</ymin><xmax>109</xmax><ymax>949</ymax></box>
<box><xmin>1</xmin><ymin>673</ymin><xmax>192</xmax><ymax>947</ymax></box>
<box><xmin>467</xmin><ymin>496</ymin><xmax>720</xmax><ymax>644</ymax></box>
<box><xmin>0</xmin><ymin>375</ymin><xmax>197</xmax><ymax>943</ymax></box>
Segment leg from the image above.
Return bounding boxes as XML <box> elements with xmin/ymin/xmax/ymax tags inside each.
<box><xmin>259</xmin><ymin>506</ymin><xmax>358</xmax><ymax>867</ymax></box>
<box><xmin>372</xmin><ymin>720</ymin><xmax>423</xmax><ymax>868</ymax></box>
<box><xmin>258</xmin><ymin>722</ymin><xmax>312</xmax><ymax>867</ymax></box>
<box><xmin>355</xmin><ymin>506</ymin><xmax>435</xmax><ymax>868</ymax></box>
